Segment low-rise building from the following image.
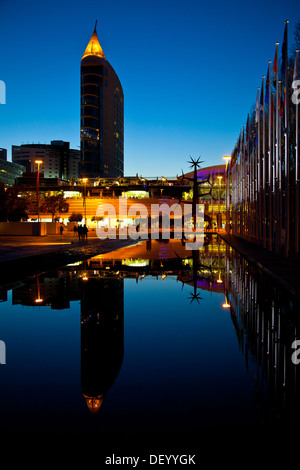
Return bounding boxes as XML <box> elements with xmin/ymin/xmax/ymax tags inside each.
<box><xmin>12</xmin><ymin>141</ymin><xmax>80</xmax><ymax>181</ymax></box>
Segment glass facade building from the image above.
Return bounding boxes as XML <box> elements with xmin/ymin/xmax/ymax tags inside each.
<box><xmin>80</xmin><ymin>24</ymin><xmax>124</xmax><ymax>179</ymax></box>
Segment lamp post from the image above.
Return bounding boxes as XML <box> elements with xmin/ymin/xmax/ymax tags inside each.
<box><xmin>82</xmin><ymin>178</ymin><xmax>88</xmax><ymax>224</ymax></box>
<box><xmin>223</xmin><ymin>156</ymin><xmax>231</xmax><ymax>233</ymax></box>
<box><xmin>35</xmin><ymin>160</ymin><xmax>43</xmax><ymax>226</ymax></box>
<box><xmin>222</xmin><ymin>292</ymin><xmax>231</xmax><ymax>309</ymax></box>
<box><xmin>35</xmin><ymin>275</ymin><xmax>43</xmax><ymax>303</ymax></box>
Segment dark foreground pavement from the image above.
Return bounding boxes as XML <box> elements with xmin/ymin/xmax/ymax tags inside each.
<box><xmin>0</xmin><ymin>233</ymin><xmax>139</xmax><ymax>286</ymax></box>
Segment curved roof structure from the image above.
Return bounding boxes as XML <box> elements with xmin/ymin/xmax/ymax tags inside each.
<box><xmin>82</xmin><ymin>21</ymin><xmax>106</xmax><ymax>60</ymax></box>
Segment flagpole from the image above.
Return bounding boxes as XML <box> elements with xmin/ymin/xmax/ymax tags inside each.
<box><xmin>283</xmin><ymin>20</ymin><xmax>289</xmax><ymax>257</ymax></box>
<box><xmin>274</xmin><ymin>42</ymin><xmax>279</xmax><ymax>254</ymax></box>
<box><xmin>257</xmin><ymin>88</ymin><xmax>261</xmax><ymax>246</ymax></box>
<box><xmin>267</xmin><ymin>61</ymin><xmax>273</xmax><ymax>251</ymax></box>
<box><xmin>242</xmin><ymin>125</ymin><xmax>245</xmax><ymax>239</ymax></box>
<box><xmin>250</xmin><ymin>129</ymin><xmax>253</xmax><ymax>240</ymax></box>
<box><xmin>295</xmin><ymin>50</ymin><xmax>299</xmax><ymax>254</ymax></box>
<box><xmin>272</xmin><ymin>91</ymin><xmax>276</xmax><ymax>251</ymax></box>
<box><xmin>277</xmin><ymin>79</ymin><xmax>282</xmax><ymax>254</ymax></box>
<box><xmin>261</xmin><ymin>75</ymin><xmax>266</xmax><ymax>248</ymax></box>
<box><xmin>246</xmin><ymin>114</ymin><xmax>250</xmax><ymax>241</ymax></box>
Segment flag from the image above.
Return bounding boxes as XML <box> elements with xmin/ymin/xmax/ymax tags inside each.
<box><xmin>281</xmin><ymin>22</ymin><xmax>288</xmax><ymax>81</ymax></box>
<box><xmin>265</xmin><ymin>64</ymin><xmax>270</xmax><ymax>104</ymax></box>
<box><xmin>260</xmin><ymin>79</ymin><xmax>264</xmax><ymax>113</ymax></box>
<box><xmin>273</xmin><ymin>44</ymin><xmax>278</xmax><ymax>89</ymax></box>
<box><xmin>279</xmin><ymin>82</ymin><xmax>283</xmax><ymax>117</ymax></box>
<box><xmin>255</xmin><ymin>88</ymin><xmax>260</xmax><ymax>123</ymax></box>
<box><xmin>273</xmin><ymin>45</ymin><xmax>278</xmax><ymax>74</ymax></box>
<box><xmin>294</xmin><ymin>52</ymin><xmax>298</xmax><ymax>81</ymax></box>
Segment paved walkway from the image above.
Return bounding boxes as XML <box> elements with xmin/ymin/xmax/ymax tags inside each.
<box><xmin>0</xmin><ymin>233</ymin><xmax>101</xmax><ymax>262</ymax></box>
<box><xmin>0</xmin><ymin>232</ymin><xmax>139</xmax><ymax>286</ymax></box>
<box><xmin>219</xmin><ymin>233</ymin><xmax>300</xmax><ymax>299</ymax></box>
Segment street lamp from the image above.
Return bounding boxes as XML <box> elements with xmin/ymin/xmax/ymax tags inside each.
<box><xmin>82</xmin><ymin>178</ymin><xmax>88</xmax><ymax>224</ymax></box>
<box><xmin>223</xmin><ymin>156</ymin><xmax>231</xmax><ymax>233</ymax></box>
<box><xmin>35</xmin><ymin>160</ymin><xmax>43</xmax><ymax>225</ymax></box>
<box><xmin>35</xmin><ymin>275</ymin><xmax>43</xmax><ymax>303</ymax></box>
<box><xmin>222</xmin><ymin>292</ymin><xmax>231</xmax><ymax>309</ymax></box>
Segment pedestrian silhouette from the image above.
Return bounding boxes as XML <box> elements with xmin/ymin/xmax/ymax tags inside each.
<box><xmin>83</xmin><ymin>224</ymin><xmax>88</xmax><ymax>241</ymax></box>
<box><xmin>78</xmin><ymin>225</ymin><xmax>83</xmax><ymax>241</ymax></box>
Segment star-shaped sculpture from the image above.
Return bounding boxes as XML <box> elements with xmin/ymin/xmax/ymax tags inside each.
<box><xmin>187</xmin><ymin>290</ymin><xmax>203</xmax><ymax>304</ymax></box>
<box><xmin>187</xmin><ymin>156</ymin><xmax>204</xmax><ymax>170</ymax></box>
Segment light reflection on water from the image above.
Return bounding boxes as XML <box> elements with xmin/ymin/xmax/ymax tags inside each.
<box><xmin>0</xmin><ymin>235</ymin><xmax>299</xmax><ymax>448</ymax></box>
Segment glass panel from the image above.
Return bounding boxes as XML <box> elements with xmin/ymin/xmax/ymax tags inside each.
<box><xmin>82</xmin><ymin>140</ymin><xmax>98</xmax><ymax>150</ymax></box>
<box><xmin>82</xmin><ymin>84</ymin><xmax>99</xmax><ymax>95</ymax></box>
<box><xmin>81</xmin><ymin>128</ymin><xmax>99</xmax><ymax>140</ymax></box>
<box><xmin>82</xmin><ymin>151</ymin><xmax>99</xmax><ymax>163</ymax></box>
<box><xmin>81</xmin><ymin>65</ymin><xmax>103</xmax><ymax>75</ymax></box>
<box><xmin>82</xmin><ymin>106</ymin><xmax>98</xmax><ymax>118</ymax></box>
<box><xmin>82</xmin><ymin>117</ymin><xmax>99</xmax><ymax>128</ymax></box>
<box><xmin>81</xmin><ymin>95</ymin><xmax>98</xmax><ymax>106</ymax></box>
<box><xmin>82</xmin><ymin>74</ymin><xmax>102</xmax><ymax>85</ymax></box>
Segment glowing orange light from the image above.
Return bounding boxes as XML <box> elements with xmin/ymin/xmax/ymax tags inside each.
<box><xmin>35</xmin><ymin>298</ymin><xmax>43</xmax><ymax>303</ymax></box>
<box><xmin>222</xmin><ymin>302</ymin><xmax>231</xmax><ymax>308</ymax></box>
<box><xmin>35</xmin><ymin>160</ymin><xmax>43</xmax><ymax>165</ymax></box>
<box><xmin>82</xmin><ymin>30</ymin><xmax>105</xmax><ymax>60</ymax></box>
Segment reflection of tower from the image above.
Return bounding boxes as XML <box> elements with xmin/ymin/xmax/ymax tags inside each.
<box><xmin>80</xmin><ymin>277</ymin><xmax>124</xmax><ymax>414</ymax></box>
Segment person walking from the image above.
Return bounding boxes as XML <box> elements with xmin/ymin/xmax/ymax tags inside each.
<box><xmin>83</xmin><ymin>224</ymin><xmax>88</xmax><ymax>241</ymax></box>
<box><xmin>60</xmin><ymin>224</ymin><xmax>64</xmax><ymax>236</ymax></box>
<box><xmin>77</xmin><ymin>225</ymin><xmax>82</xmax><ymax>242</ymax></box>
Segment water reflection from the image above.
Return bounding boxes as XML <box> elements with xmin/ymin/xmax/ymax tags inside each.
<box><xmin>0</xmin><ymin>235</ymin><xmax>299</xmax><ymax>438</ymax></box>
<box><xmin>80</xmin><ymin>276</ymin><xmax>124</xmax><ymax>414</ymax></box>
<box><xmin>229</xmin><ymin>253</ymin><xmax>300</xmax><ymax>427</ymax></box>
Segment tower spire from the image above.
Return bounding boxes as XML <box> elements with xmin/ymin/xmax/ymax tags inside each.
<box><xmin>82</xmin><ymin>21</ymin><xmax>105</xmax><ymax>60</ymax></box>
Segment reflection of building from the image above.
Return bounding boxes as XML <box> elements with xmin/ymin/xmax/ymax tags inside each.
<box><xmin>227</xmin><ymin>252</ymin><xmax>300</xmax><ymax>426</ymax></box>
<box><xmin>12</xmin><ymin>272</ymin><xmax>80</xmax><ymax>310</ymax></box>
<box><xmin>12</xmin><ymin>141</ymin><xmax>80</xmax><ymax>181</ymax></box>
<box><xmin>80</xmin><ymin>276</ymin><xmax>124</xmax><ymax>414</ymax></box>
<box><xmin>81</xmin><ymin>23</ymin><xmax>124</xmax><ymax>179</ymax></box>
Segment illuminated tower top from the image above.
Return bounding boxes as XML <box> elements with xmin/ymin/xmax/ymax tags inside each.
<box><xmin>81</xmin><ymin>20</ymin><xmax>106</xmax><ymax>60</ymax></box>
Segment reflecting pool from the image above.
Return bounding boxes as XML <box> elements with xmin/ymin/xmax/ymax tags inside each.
<box><xmin>0</xmin><ymin>235</ymin><xmax>299</xmax><ymax>453</ymax></box>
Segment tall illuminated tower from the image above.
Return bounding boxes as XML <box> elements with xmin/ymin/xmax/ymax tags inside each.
<box><xmin>80</xmin><ymin>22</ymin><xmax>124</xmax><ymax>178</ymax></box>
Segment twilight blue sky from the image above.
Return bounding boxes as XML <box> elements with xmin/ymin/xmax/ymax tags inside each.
<box><xmin>0</xmin><ymin>0</ymin><xmax>299</xmax><ymax>176</ymax></box>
